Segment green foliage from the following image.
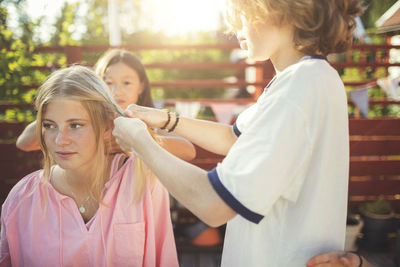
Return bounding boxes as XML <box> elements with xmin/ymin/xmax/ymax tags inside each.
<box><xmin>80</xmin><ymin>0</ymin><xmax>108</xmax><ymax>45</ymax></box>
<box><xmin>360</xmin><ymin>197</ymin><xmax>393</xmax><ymax>215</ymax></box>
<box><xmin>49</xmin><ymin>2</ymin><xmax>80</xmax><ymax>45</ymax></box>
<box><xmin>361</xmin><ymin>0</ymin><xmax>398</xmax><ymax>29</ymax></box>
<box><xmin>0</xmin><ymin>6</ymin><xmax>35</xmax><ymax>103</ymax></box>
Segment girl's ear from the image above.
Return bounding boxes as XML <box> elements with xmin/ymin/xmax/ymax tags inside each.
<box><xmin>139</xmin><ymin>81</ymin><xmax>145</xmax><ymax>94</ymax></box>
<box><xmin>104</xmin><ymin>123</ymin><xmax>123</xmax><ymax>154</ymax></box>
<box><xmin>104</xmin><ymin>122</ymin><xmax>113</xmax><ymax>140</ymax></box>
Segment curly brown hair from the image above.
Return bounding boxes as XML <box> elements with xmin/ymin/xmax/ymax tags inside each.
<box><xmin>225</xmin><ymin>0</ymin><xmax>364</xmax><ymax>55</ymax></box>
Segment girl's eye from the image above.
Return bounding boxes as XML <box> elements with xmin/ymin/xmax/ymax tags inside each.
<box><xmin>123</xmin><ymin>81</ymin><xmax>132</xmax><ymax>86</ymax></box>
<box><xmin>71</xmin><ymin>123</ymin><xmax>83</xmax><ymax>129</ymax></box>
<box><xmin>43</xmin><ymin>123</ymin><xmax>55</xmax><ymax>129</ymax></box>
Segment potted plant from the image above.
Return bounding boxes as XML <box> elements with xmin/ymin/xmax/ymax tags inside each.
<box><xmin>359</xmin><ymin>197</ymin><xmax>395</xmax><ymax>252</ymax></box>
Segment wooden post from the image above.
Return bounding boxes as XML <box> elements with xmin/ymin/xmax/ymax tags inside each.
<box><xmin>64</xmin><ymin>46</ymin><xmax>83</xmax><ymax>66</ymax></box>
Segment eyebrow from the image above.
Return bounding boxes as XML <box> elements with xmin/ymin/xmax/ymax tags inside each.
<box><xmin>42</xmin><ymin>118</ymin><xmax>89</xmax><ymax>123</ymax></box>
<box><xmin>104</xmin><ymin>75</ymin><xmax>135</xmax><ymax>80</ymax></box>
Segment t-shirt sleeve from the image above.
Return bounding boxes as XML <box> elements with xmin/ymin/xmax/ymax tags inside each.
<box><xmin>208</xmin><ymin>96</ymin><xmax>313</xmax><ymax>223</ymax></box>
<box><xmin>233</xmin><ymin>103</ymin><xmax>258</xmax><ymax>136</ymax></box>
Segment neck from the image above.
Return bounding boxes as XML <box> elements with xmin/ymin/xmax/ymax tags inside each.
<box><xmin>271</xmin><ymin>47</ymin><xmax>305</xmax><ymax>73</ymax></box>
<box><xmin>59</xmin><ymin>166</ymin><xmax>93</xmax><ymax>191</ymax></box>
<box><xmin>269</xmin><ymin>26</ymin><xmax>306</xmax><ymax>72</ymax></box>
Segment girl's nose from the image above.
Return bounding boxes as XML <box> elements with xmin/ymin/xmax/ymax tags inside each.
<box><xmin>111</xmin><ymin>84</ymin><xmax>122</xmax><ymax>96</ymax></box>
<box><xmin>55</xmin><ymin>128</ymin><xmax>71</xmax><ymax>146</ymax></box>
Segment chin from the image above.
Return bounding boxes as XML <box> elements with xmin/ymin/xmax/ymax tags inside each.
<box><xmin>249</xmin><ymin>54</ymin><xmax>269</xmax><ymax>62</ymax></box>
<box><xmin>55</xmin><ymin>162</ymin><xmax>75</xmax><ymax>171</ymax></box>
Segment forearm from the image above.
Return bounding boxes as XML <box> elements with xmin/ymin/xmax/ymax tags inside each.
<box><xmin>16</xmin><ymin>121</ymin><xmax>40</xmax><ymax>151</ymax></box>
<box><xmin>137</xmin><ymin>137</ymin><xmax>235</xmax><ymax>227</ymax></box>
<box><xmin>158</xmin><ymin>134</ymin><xmax>196</xmax><ymax>161</ymax></box>
<box><xmin>125</xmin><ymin>105</ymin><xmax>237</xmax><ymax>155</ymax></box>
<box><xmin>171</xmin><ymin>116</ymin><xmax>237</xmax><ymax>156</ymax></box>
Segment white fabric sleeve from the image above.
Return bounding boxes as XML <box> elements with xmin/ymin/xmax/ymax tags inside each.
<box><xmin>208</xmin><ymin>95</ymin><xmax>313</xmax><ymax>223</ymax></box>
<box><xmin>233</xmin><ymin>103</ymin><xmax>258</xmax><ymax>136</ymax></box>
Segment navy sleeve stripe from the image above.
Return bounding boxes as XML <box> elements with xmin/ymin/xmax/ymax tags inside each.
<box><xmin>207</xmin><ymin>168</ymin><xmax>264</xmax><ymax>224</ymax></box>
<box><xmin>233</xmin><ymin>123</ymin><xmax>241</xmax><ymax>137</ymax></box>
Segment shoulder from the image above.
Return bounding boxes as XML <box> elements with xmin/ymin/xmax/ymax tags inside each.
<box><xmin>287</xmin><ymin>59</ymin><xmax>342</xmax><ymax>91</ymax></box>
<box><xmin>267</xmin><ymin>59</ymin><xmax>344</xmax><ymax>108</ymax></box>
<box><xmin>2</xmin><ymin>170</ymin><xmax>42</xmax><ymax>220</ymax></box>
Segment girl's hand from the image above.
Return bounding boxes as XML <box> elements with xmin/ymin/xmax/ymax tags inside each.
<box><xmin>306</xmin><ymin>251</ymin><xmax>361</xmax><ymax>267</ymax></box>
<box><xmin>112</xmin><ymin>117</ymin><xmax>151</xmax><ymax>153</ymax></box>
<box><xmin>125</xmin><ymin>104</ymin><xmax>169</xmax><ymax>129</ymax></box>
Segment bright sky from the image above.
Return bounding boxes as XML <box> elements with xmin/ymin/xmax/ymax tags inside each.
<box><xmin>7</xmin><ymin>0</ymin><xmax>226</xmax><ymax>42</ymax></box>
<box><xmin>145</xmin><ymin>0</ymin><xmax>226</xmax><ymax>35</ymax></box>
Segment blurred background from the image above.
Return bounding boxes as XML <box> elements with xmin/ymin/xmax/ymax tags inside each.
<box><xmin>1</xmin><ymin>0</ymin><xmax>400</xmax><ymax>266</ymax></box>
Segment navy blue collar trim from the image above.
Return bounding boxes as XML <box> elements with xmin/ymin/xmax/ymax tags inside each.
<box><xmin>264</xmin><ymin>55</ymin><xmax>327</xmax><ymax>92</ymax></box>
<box><xmin>300</xmin><ymin>54</ymin><xmax>327</xmax><ymax>61</ymax></box>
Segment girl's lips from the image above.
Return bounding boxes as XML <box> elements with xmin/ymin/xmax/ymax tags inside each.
<box><xmin>56</xmin><ymin>152</ymin><xmax>76</xmax><ymax>159</ymax></box>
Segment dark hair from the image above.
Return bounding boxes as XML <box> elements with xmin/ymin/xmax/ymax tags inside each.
<box><xmin>94</xmin><ymin>49</ymin><xmax>154</xmax><ymax>107</ymax></box>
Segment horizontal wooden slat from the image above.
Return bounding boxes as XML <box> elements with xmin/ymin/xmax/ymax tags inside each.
<box><xmin>0</xmin><ymin>122</ymin><xmax>27</xmax><ymax>139</ymax></box>
<box><xmin>349</xmin><ymin>179</ymin><xmax>400</xmax><ymax>196</ymax></box>
<box><xmin>0</xmin><ymin>160</ymin><xmax>40</xmax><ymax>181</ymax></box>
<box><xmin>349</xmin><ymin>118</ymin><xmax>400</xmax><ymax>135</ymax></box>
<box><xmin>0</xmin><ymin>144</ymin><xmax>42</xmax><ymax>161</ymax></box>
<box><xmin>0</xmin><ymin>103</ymin><xmax>34</xmax><ymax>110</ymax></box>
<box><xmin>333</xmin><ymin>62</ymin><xmax>400</xmax><ymax>68</ymax></box>
<box><xmin>344</xmin><ymin>80</ymin><xmax>376</xmax><ymax>86</ymax></box>
<box><xmin>350</xmin><ymin>140</ymin><xmax>400</xmax><ymax>156</ymax></box>
<box><xmin>349</xmin><ymin>160</ymin><xmax>400</xmax><ymax>176</ymax></box>
<box><xmin>27</xmin><ymin>43</ymin><xmax>400</xmax><ymax>53</ymax></box>
<box><xmin>348</xmin><ymin>99</ymin><xmax>400</xmax><ymax>106</ymax></box>
<box><xmin>2</xmin><ymin>80</ymin><xmax>266</xmax><ymax>91</ymax></box>
<box><xmin>145</xmin><ymin>62</ymin><xmax>264</xmax><ymax>70</ymax></box>
<box><xmin>151</xmin><ymin>80</ymin><xmax>266</xmax><ymax>88</ymax></box>
<box><xmin>29</xmin><ymin>62</ymin><xmax>400</xmax><ymax>71</ymax></box>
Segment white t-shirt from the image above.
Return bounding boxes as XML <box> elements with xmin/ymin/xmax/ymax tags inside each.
<box><xmin>208</xmin><ymin>57</ymin><xmax>349</xmax><ymax>267</ymax></box>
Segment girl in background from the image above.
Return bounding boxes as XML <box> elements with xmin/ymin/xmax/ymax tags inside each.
<box><xmin>16</xmin><ymin>49</ymin><xmax>196</xmax><ymax>161</ymax></box>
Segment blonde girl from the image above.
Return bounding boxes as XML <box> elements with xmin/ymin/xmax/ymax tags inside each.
<box><xmin>0</xmin><ymin>66</ymin><xmax>178</xmax><ymax>267</ymax></box>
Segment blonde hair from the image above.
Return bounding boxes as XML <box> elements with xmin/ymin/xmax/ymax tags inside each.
<box><xmin>35</xmin><ymin>65</ymin><xmax>156</xmax><ymax>204</ymax></box>
<box><xmin>225</xmin><ymin>0</ymin><xmax>364</xmax><ymax>55</ymax></box>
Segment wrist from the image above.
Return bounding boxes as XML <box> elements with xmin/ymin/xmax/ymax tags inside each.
<box><xmin>160</xmin><ymin>111</ymin><xmax>171</xmax><ymax>130</ymax></box>
<box><xmin>167</xmin><ymin>113</ymin><xmax>180</xmax><ymax>133</ymax></box>
<box><xmin>350</xmin><ymin>251</ymin><xmax>363</xmax><ymax>267</ymax></box>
